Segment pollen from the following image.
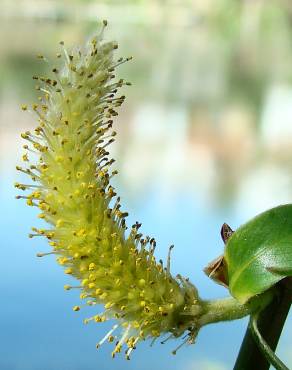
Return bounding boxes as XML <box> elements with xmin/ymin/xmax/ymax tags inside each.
<box><xmin>88</xmin><ymin>263</ymin><xmax>96</xmax><ymax>271</ymax></box>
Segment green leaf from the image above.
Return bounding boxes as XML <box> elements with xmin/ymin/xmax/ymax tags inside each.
<box><xmin>224</xmin><ymin>204</ymin><xmax>292</xmax><ymax>303</ymax></box>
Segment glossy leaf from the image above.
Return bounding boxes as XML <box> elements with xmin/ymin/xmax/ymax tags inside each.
<box><xmin>225</xmin><ymin>204</ymin><xmax>292</xmax><ymax>303</ymax></box>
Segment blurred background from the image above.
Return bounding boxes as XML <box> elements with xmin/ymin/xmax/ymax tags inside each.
<box><xmin>1</xmin><ymin>0</ymin><xmax>292</xmax><ymax>369</ymax></box>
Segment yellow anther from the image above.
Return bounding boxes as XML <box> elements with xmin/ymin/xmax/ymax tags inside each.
<box><xmin>57</xmin><ymin>257</ymin><xmax>68</xmax><ymax>265</ymax></box>
<box><xmin>22</xmin><ymin>154</ymin><xmax>29</xmax><ymax>162</ymax></box>
<box><xmin>115</xmin><ymin>210</ymin><xmax>122</xmax><ymax>218</ymax></box>
<box><xmin>151</xmin><ymin>330</ymin><xmax>160</xmax><ymax>337</ymax></box>
<box><xmin>65</xmin><ymin>268</ymin><xmax>73</xmax><ymax>274</ymax></box>
<box><xmin>88</xmin><ymin>282</ymin><xmax>95</xmax><ymax>289</ymax></box>
<box><xmin>114</xmin><ymin>344</ymin><xmax>121</xmax><ymax>353</ymax></box>
<box><xmin>26</xmin><ymin>199</ymin><xmax>33</xmax><ymax>206</ymax></box>
<box><xmin>88</xmin><ymin>263</ymin><xmax>96</xmax><ymax>271</ymax></box>
<box><xmin>105</xmin><ymin>302</ymin><xmax>112</xmax><ymax>309</ymax></box>
<box><xmin>76</xmin><ymin>228</ymin><xmax>86</xmax><ymax>237</ymax></box>
<box><xmin>21</xmin><ymin>104</ymin><xmax>28</xmax><ymax>111</ymax></box>
<box><xmin>88</xmin><ymin>273</ymin><xmax>96</xmax><ymax>281</ymax></box>
<box><xmin>140</xmin><ymin>301</ymin><xmax>146</xmax><ymax>307</ymax></box>
<box><xmin>64</xmin><ymin>285</ymin><xmax>71</xmax><ymax>290</ymax></box>
<box><xmin>38</xmin><ymin>202</ymin><xmax>47</xmax><ymax>210</ymax></box>
<box><xmin>133</xmin><ymin>322</ymin><xmax>140</xmax><ymax>329</ymax></box>
<box><xmin>38</xmin><ymin>213</ymin><xmax>45</xmax><ymax>219</ymax></box>
<box><xmin>82</xmin><ymin>279</ymin><xmax>89</xmax><ymax>286</ymax></box>
<box><xmin>95</xmin><ymin>288</ymin><xmax>102</xmax><ymax>296</ymax></box>
<box><xmin>56</xmin><ymin>219</ymin><xmax>64</xmax><ymax>228</ymax></box>
<box><xmin>73</xmin><ymin>306</ymin><xmax>80</xmax><ymax>312</ymax></box>
<box><xmin>40</xmin><ymin>164</ymin><xmax>48</xmax><ymax>170</ymax></box>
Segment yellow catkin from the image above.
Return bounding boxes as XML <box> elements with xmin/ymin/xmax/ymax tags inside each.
<box><xmin>16</xmin><ymin>21</ymin><xmax>203</xmax><ymax>357</ymax></box>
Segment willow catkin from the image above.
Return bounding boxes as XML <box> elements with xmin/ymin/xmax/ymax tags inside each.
<box><xmin>16</xmin><ymin>22</ymin><xmax>203</xmax><ymax>358</ymax></box>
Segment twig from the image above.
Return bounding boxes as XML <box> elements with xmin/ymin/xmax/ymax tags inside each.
<box><xmin>233</xmin><ymin>278</ymin><xmax>292</xmax><ymax>370</ymax></box>
<box><xmin>250</xmin><ymin>313</ymin><xmax>289</xmax><ymax>370</ymax></box>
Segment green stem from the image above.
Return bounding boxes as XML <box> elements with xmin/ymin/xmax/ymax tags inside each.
<box><xmin>233</xmin><ymin>278</ymin><xmax>292</xmax><ymax>370</ymax></box>
<box><xmin>198</xmin><ymin>290</ymin><xmax>273</xmax><ymax>327</ymax></box>
<box><xmin>198</xmin><ymin>297</ymin><xmax>252</xmax><ymax>326</ymax></box>
<box><xmin>250</xmin><ymin>314</ymin><xmax>289</xmax><ymax>370</ymax></box>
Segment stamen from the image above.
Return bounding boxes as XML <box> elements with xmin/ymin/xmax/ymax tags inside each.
<box><xmin>36</xmin><ymin>251</ymin><xmax>57</xmax><ymax>257</ymax></box>
<box><xmin>171</xmin><ymin>336</ymin><xmax>190</xmax><ymax>355</ymax></box>
<box><xmin>161</xmin><ymin>333</ymin><xmax>174</xmax><ymax>344</ymax></box>
<box><xmin>64</xmin><ymin>285</ymin><xmax>82</xmax><ymax>291</ymax></box>
<box><xmin>125</xmin><ymin>337</ymin><xmax>139</xmax><ymax>360</ymax></box>
<box><xmin>167</xmin><ymin>245</ymin><xmax>174</xmax><ymax>275</ymax></box>
<box><xmin>96</xmin><ymin>324</ymin><xmax>119</xmax><ymax>349</ymax></box>
<box><xmin>112</xmin><ymin>324</ymin><xmax>131</xmax><ymax>356</ymax></box>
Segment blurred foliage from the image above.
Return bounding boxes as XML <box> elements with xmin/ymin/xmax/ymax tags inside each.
<box><xmin>2</xmin><ymin>0</ymin><xmax>292</xmax><ymax>112</ymax></box>
<box><xmin>2</xmin><ymin>0</ymin><xmax>292</xmax><ymax>207</ymax></box>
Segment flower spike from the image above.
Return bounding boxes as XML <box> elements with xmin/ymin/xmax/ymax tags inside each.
<box><xmin>17</xmin><ymin>21</ymin><xmax>256</xmax><ymax>359</ymax></box>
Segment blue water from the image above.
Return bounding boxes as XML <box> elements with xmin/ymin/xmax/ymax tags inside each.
<box><xmin>0</xmin><ymin>172</ymin><xmax>290</xmax><ymax>370</ymax></box>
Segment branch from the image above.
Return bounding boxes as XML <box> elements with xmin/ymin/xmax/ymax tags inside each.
<box><xmin>233</xmin><ymin>278</ymin><xmax>292</xmax><ymax>370</ymax></box>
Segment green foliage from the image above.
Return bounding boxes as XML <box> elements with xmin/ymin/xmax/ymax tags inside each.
<box><xmin>225</xmin><ymin>205</ymin><xmax>292</xmax><ymax>303</ymax></box>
